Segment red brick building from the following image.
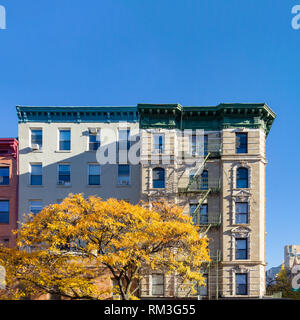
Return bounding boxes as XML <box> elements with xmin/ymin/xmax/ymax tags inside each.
<box><xmin>0</xmin><ymin>139</ymin><xmax>18</xmax><ymax>248</ymax></box>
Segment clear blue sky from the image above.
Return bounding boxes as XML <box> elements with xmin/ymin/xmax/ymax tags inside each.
<box><xmin>0</xmin><ymin>0</ymin><xmax>298</xmax><ymax>268</ymax></box>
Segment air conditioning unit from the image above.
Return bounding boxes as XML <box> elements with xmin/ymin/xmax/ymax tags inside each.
<box><xmin>31</xmin><ymin>144</ymin><xmax>40</xmax><ymax>150</ymax></box>
<box><xmin>89</xmin><ymin>128</ymin><xmax>98</xmax><ymax>134</ymax></box>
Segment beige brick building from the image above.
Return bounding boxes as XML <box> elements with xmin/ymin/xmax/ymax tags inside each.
<box><xmin>138</xmin><ymin>103</ymin><xmax>275</xmax><ymax>299</ymax></box>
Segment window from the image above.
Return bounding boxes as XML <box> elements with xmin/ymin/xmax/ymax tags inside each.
<box><xmin>31</xmin><ymin>129</ymin><xmax>43</xmax><ymax>149</ymax></box>
<box><xmin>88</xmin><ymin>164</ymin><xmax>100</xmax><ymax>185</ymax></box>
<box><xmin>59</xmin><ymin>129</ymin><xmax>71</xmax><ymax>151</ymax></box>
<box><xmin>236</xmin><ymin>273</ymin><xmax>248</xmax><ymax>295</ymax></box>
<box><xmin>118</xmin><ymin>165</ymin><xmax>130</xmax><ymax>185</ymax></box>
<box><xmin>0</xmin><ymin>167</ymin><xmax>9</xmax><ymax>185</ymax></box>
<box><xmin>200</xmin><ymin>170</ymin><xmax>208</xmax><ymax>190</ymax></box>
<box><xmin>153</xmin><ymin>134</ymin><xmax>164</xmax><ymax>153</ymax></box>
<box><xmin>0</xmin><ymin>201</ymin><xmax>9</xmax><ymax>224</ymax></box>
<box><xmin>236</xmin><ymin>167</ymin><xmax>248</xmax><ymax>188</ymax></box>
<box><xmin>151</xmin><ymin>274</ymin><xmax>164</xmax><ymax>296</ymax></box>
<box><xmin>190</xmin><ymin>134</ymin><xmax>208</xmax><ymax>156</ymax></box>
<box><xmin>118</xmin><ymin>129</ymin><xmax>130</xmax><ymax>151</ymax></box>
<box><xmin>189</xmin><ymin>203</ymin><xmax>198</xmax><ymax>225</ymax></box>
<box><xmin>236</xmin><ymin>238</ymin><xmax>248</xmax><ymax>260</ymax></box>
<box><xmin>58</xmin><ymin>164</ymin><xmax>71</xmax><ymax>185</ymax></box>
<box><xmin>89</xmin><ymin>129</ymin><xmax>100</xmax><ymax>151</ymax></box>
<box><xmin>29</xmin><ymin>201</ymin><xmax>43</xmax><ymax>215</ymax></box>
<box><xmin>236</xmin><ymin>133</ymin><xmax>248</xmax><ymax>154</ymax></box>
<box><xmin>235</xmin><ymin>202</ymin><xmax>248</xmax><ymax>224</ymax></box>
<box><xmin>30</xmin><ymin>164</ymin><xmax>42</xmax><ymax>186</ymax></box>
<box><xmin>153</xmin><ymin>167</ymin><xmax>165</xmax><ymax>188</ymax></box>
<box><xmin>197</xmin><ymin>274</ymin><xmax>208</xmax><ymax>296</ymax></box>
<box><xmin>200</xmin><ymin>204</ymin><xmax>208</xmax><ymax>224</ymax></box>
<box><xmin>204</xmin><ymin>135</ymin><xmax>208</xmax><ymax>156</ymax></box>
<box><xmin>190</xmin><ymin>134</ymin><xmax>197</xmax><ymax>156</ymax></box>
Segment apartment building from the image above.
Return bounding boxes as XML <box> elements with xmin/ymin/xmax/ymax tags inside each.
<box><xmin>16</xmin><ymin>106</ymin><xmax>140</xmax><ymax>222</ymax></box>
<box><xmin>138</xmin><ymin>103</ymin><xmax>275</xmax><ymax>299</ymax></box>
<box><xmin>0</xmin><ymin>138</ymin><xmax>18</xmax><ymax>248</ymax></box>
<box><xmin>16</xmin><ymin>103</ymin><xmax>276</xmax><ymax>299</ymax></box>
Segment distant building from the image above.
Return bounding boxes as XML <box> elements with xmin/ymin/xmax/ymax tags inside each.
<box><xmin>266</xmin><ymin>265</ymin><xmax>281</xmax><ymax>287</ymax></box>
<box><xmin>284</xmin><ymin>245</ymin><xmax>300</xmax><ymax>269</ymax></box>
<box><xmin>0</xmin><ymin>138</ymin><xmax>19</xmax><ymax>248</ymax></box>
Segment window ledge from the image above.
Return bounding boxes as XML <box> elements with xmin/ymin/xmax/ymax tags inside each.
<box><xmin>87</xmin><ymin>185</ymin><xmax>102</xmax><ymax>188</ymax></box>
<box><xmin>55</xmin><ymin>150</ymin><xmax>71</xmax><ymax>153</ymax></box>
<box><xmin>57</xmin><ymin>184</ymin><xmax>72</xmax><ymax>188</ymax></box>
<box><xmin>28</xmin><ymin>185</ymin><xmax>44</xmax><ymax>188</ymax></box>
<box><xmin>116</xmin><ymin>184</ymin><xmax>131</xmax><ymax>187</ymax></box>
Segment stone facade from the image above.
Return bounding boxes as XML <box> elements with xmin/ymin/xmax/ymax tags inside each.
<box><xmin>138</xmin><ymin>103</ymin><xmax>275</xmax><ymax>299</ymax></box>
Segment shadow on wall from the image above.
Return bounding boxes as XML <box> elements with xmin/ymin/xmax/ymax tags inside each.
<box><xmin>18</xmin><ymin>135</ymin><xmax>141</xmax><ymax>222</ymax></box>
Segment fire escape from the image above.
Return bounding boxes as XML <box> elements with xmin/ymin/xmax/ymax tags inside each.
<box><xmin>177</xmin><ymin>135</ymin><xmax>222</xmax><ymax>299</ymax></box>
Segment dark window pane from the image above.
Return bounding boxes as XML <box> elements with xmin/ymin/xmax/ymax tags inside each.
<box><xmin>0</xmin><ymin>201</ymin><xmax>9</xmax><ymax>224</ymax></box>
<box><xmin>31</xmin><ymin>130</ymin><xmax>43</xmax><ymax>147</ymax></box>
<box><xmin>31</xmin><ymin>175</ymin><xmax>42</xmax><ymax>185</ymax></box>
<box><xmin>236</xmin><ymin>239</ymin><xmax>248</xmax><ymax>260</ymax></box>
<box><xmin>204</xmin><ymin>135</ymin><xmax>208</xmax><ymax>156</ymax></box>
<box><xmin>89</xmin><ymin>175</ymin><xmax>100</xmax><ymax>185</ymax></box>
<box><xmin>89</xmin><ymin>131</ymin><xmax>100</xmax><ymax>151</ymax></box>
<box><xmin>200</xmin><ymin>204</ymin><xmax>208</xmax><ymax>224</ymax></box>
<box><xmin>236</xmin><ymin>202</ymin><xmax>248</xmax><ymax>224</ymax></box>
<box><xmin>59</xmin><ymin>141</ymin><xmax>70</xmax><ymax>151</ymax></box>
<box><xmin>153</xmin><ymin>168</ymin><xmax>165</xmax><ymax>188</ymax></box>
<box><xmin>236</xmin><ymin>273</ymin><xmax>247</xmax><ymax>295</ymax></box>
<box><xmin>58</xmin><ymin>165</ymin><xmax>70</xmax><ymax>184</ymax></box>
<box><xmin>30</xmin><ymin>201</ymin><xmax>42</xmax><ymax>215</ymax></box>
<box><xmin>189</xmin><ymin>204</ymin><xmax>198</xmax><ymax>225</ymax></box>
<box><xmin>118</xmin><ymin>165</ymin><xmax>130</xmax><ymax>185</ymax></box>
<box><xmin>237</xmin><ymin>168</ymin><xmax>248</xmax><ymax>188</ymax></box>
<box><xmin>200</xmin><ymin>170</ymin><xmax>208</xmax><ymax>190</ymax></box>
<box><xmin>59</xmin><ymin>130</ymin><xmax>71</xmax><ymax>150</ymax></box>
<box><xmin>236</xmin><ymin>133</ymin><xmax>248</xmax><ymax>154</ymax></box>
<box><xmin>0</xmin><ymin>167</ymin><xmax>9</xmax><ymax>185</ymax></box>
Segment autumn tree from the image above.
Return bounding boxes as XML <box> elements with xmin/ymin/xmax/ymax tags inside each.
<box><xmin>266</xmin><ymin>264</ymin><xmax>300</xmax><ymax>300</ymax></box>
<box><xmin>0</xmin><ymin>194</ymin><xmax>210</xmax><ymax>300</ymax></box>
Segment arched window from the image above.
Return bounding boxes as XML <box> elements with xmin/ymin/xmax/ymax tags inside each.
<box><xmin>153</xmin><ymin>168</ymin><xmax>165</xmax><ymax>188</ymax></box>
<box><xmin>200</xmin><ymin>170</ymin><xmax>208</xmax><ymax>190</ymax></box>
<box><xmin>236</xmin><ymin>167</ymin><xmax>248</xmax><ymax>188</ymax></box>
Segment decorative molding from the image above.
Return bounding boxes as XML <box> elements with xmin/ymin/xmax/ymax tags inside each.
<box><xmin>138</xmin><ymin>103</ymin><xmax>276</xmax><ymax>136</ymax></box>
<box><xmin>231</xmin><ymin>226</ymin><xmax>251</xmax><ymax>238</ymax></box>
<box><xmin>16</xmin><ymin>106</ymin><xmax>139</xmax><ymax>123</ymax></box>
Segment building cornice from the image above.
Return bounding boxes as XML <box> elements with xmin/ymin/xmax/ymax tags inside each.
<box><xmin>138</xmin><ymin>103</ymin><xmax>276</xmax><ymax>136</ymax></box>
<box><xmin>0</xmin><ymin>138</ymin><xmax>18</xmax><ymax>158</ymax></box>
<box><xmin>16</xmin><ymin>106</ymin><xmax>139</xmax><ymax>123</ymax></box>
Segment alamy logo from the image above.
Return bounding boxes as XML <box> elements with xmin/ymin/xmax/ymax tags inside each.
<box><xmin>0</xmin><ymin>5</ymin><xmax>6</xmax><ymax>30</ymax></box>
<box><xmin>292</xmin><ymin>5</ymin><xmax>300</xmax><ymax>30</ymax></box>
<box><xmin>291</xmin><ymin>264</ymin><xmax>300</xmax><ymax>292</ymax></box>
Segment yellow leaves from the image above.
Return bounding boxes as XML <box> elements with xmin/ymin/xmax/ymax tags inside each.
<box><xmin>1</xmin><ymin>194</ymin><xmax>211</xmax><ymax>300</ymax></box>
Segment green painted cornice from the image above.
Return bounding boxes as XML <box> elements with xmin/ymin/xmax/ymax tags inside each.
<box><xmin>16</xmin><ymin>106</ymin><xmax>138</xmax><ymax>123</ymax></box>
<box><xmin>138</xmin><ymin>103</ymin><xmax>276</xmax><ymax>136</ymax></box>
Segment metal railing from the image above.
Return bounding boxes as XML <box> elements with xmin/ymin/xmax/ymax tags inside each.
<box><xmin>178</xmin><ymin>177</ymin><xmax>220</xmax><ymax>193</ymax></box>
